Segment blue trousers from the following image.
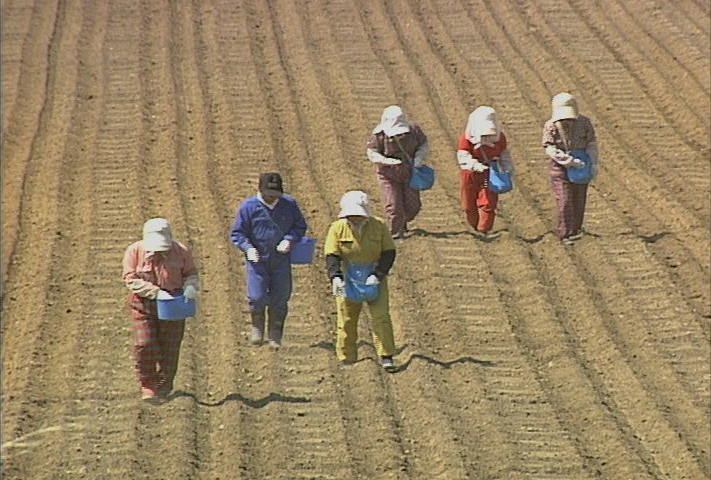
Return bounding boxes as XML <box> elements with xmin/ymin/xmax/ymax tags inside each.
<box><xmin>246</xmin><ymin>255</ymin><xmax>292</xmax><ymax>325</ymax></box>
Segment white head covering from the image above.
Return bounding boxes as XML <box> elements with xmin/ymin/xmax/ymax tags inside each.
<box><xmin>142</xmin><ymin>218</ymin><xmax>173</xmax><ymax>252</ymax></box>
<box><xmin>551</xmin><ymin>92</ymin><xmax>579</xmax><ymax>121</ymax></box>
<box><xmin>372</xmin><ymin>105</ymin><xmax>410</xmax><ymax>137</ymax></box>
<box><xmin>338</xmin><ymin>191</ymin><xmax>371</xmax><ymax>218</ymax></box>
<box><xmin>465</xmin><ymin>106</ymin><xmax>501</xmax><ymax>145</ymax></box>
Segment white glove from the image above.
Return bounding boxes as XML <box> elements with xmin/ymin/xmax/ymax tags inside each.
<box><xmin>183</xmin><ymin>285</ymin><xmax>197</xmax><ymax>301</ymax></box>
<box><xmin>459</xmin><ymin>158</ymin><xmax>474</xmax><ymax>170</ymax></box>
<box><xmin>276</xmin><ymin>239</ymin><xmax>291</xmax><ymax>253</ymax></box>
<box><xmin>246</xmin><ymin>247</ymin><xmax>260</xmax><ymax>263</ymax></box>
<box><xmin>457</xmin><ymin>150</ymin><xmax>474</xmax><ymax>170</ymax></box>
<box><xmin>367</xmin><ymin>148</ymin><xmax>402</xmax><ymax>165</ymax></box>
<box><xmin>126</xmin><ymin>279</ymin><xmax>161</xmax><ymax>299</ymax></box>
<box><xmin>413</xmin><ymin>157</ymin><xmax>424</xmax><ymax>168</ymax></box>
<box><xmin>569</xmin><ymin>158</ymin><xmax>585</xmax><ymax>169</ymax></box>
<box><xmin>381</xmin><ymin>156</ymin><xmax>402</xmax><ymax>165</ymax></box>
<box><xmin>365</xmin><ymin>274</ymin><xmax>380</xmax><ymax>286</ymax></box>
<box><xmin>331</xmin><ymin>277</ymin><xmax>345</xmax><ymax>296</ymax></box>
<box><xmin>156</xmin><ymin>289</ymin><xmax>174</xmax><ymax>300</ymax></box>
<box><xmin>471</xmin><ymin>161</ymin><xmax>489</xmax><ymax>173</ymax></box>
<box><xmin>546</xmin><ymin>145</ymin><xmax>573</xmax><ymax>165</ymax></box>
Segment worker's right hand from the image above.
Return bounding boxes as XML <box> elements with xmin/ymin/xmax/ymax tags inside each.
<box><xmin>246</xmin><ymin>247</ymin><xmax>260</xmax><ymax>263</ymax></box>
<box><xmin>331</xmin><ymin>277</ymin><xmax>345</xmax><ymax>297</ymax></box>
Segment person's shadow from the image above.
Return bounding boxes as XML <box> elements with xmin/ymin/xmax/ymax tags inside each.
<box><xmin>167</xmin><ymin>391</ymin><xmax>311</xmax><ymax>408</ymax></box>
<box><xmin>312</xmin><ymin>340</ymin><xmax>495</xmax><ymax>373</ymax></box>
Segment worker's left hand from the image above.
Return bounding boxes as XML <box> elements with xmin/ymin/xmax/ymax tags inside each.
<box><xmin>183</xmin><ymin>285</ymin><xmax>198</xmax><ymax>302</ymax></box>
<box><xmin>276</xmin><ymin>239</ymin><xmax>291</xmax><ymax>254</ymax></box>
<box><xmin>365</xmin><ymin>274</ymin><xmax>380</xmax><ymax>286</ymax></box>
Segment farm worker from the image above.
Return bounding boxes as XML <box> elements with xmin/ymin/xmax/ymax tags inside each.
<box><xmin>366</xmin><ymin>105</ymin><xmax>430</xmax><ymax>240</ymax></box>
<box><xmin>230</xmin><ymin>172</ymin><xmax>308</xmax><ymax>349</ymax></box>
<box><xmin>122</xmin><ymin>218</ymin><xmax>199</xmax><ymax>403</ymax></box>
<box><xmin>324</xmin><ymin>191</ymin><xmax>398</xmax><ymax>371</ymax></box>
<box><xmin>456</xmin><ymin>106</ymin><xmax>513</xmax><ymax>239</ymax></box>
<box><xmin>541</xmin><ymin>92</ymin><xmax>598</xmax><ymax>244</ymax></box>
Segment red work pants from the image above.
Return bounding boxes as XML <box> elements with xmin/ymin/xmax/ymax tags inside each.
<box><xmin>129</xmin><ymin>295</ymin><xmax>185</xmax><ymax>395</ymax></box>
<box><xmin>460</xmin><ymin>170</ymin><xmax>498</xmax><ymax>232</ymax></box>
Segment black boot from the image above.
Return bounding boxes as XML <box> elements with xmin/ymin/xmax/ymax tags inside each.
<box><xmin>267</xmin><ymin>309</ymin><xmax>286</xmax><ymax>350</ymax></box>
<box><xmin>250</xmin><ymin>310</ymin><xmax>266</xmax><ymax>345</ymax></box>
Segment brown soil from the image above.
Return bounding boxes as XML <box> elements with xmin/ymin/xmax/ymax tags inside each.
<box><xmin>2</xmin><ymin>0</ymin><xmax>709</xmax><ymax>479</ymax></box>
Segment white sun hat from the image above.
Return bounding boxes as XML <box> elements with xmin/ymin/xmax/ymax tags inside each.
<box><xmin>338</xmin><ymin>191</ymin><xmax>371</xmax><ymax>218</ymax></box>
<box><xmin>465</xmin><ymin>106</ymin><xmax>500</xmax><ymax>144</ymax></box>
<box><xmin>142</xmin><ymin>218</ymin><xmax>173</xmax><ymax>252</ymax></box>
<box><xmin>372</xmin><ymin>105</ymin><xmax>410</xmax><ymax>137</ymax></box>
<box><xmin>551</xmin><ymin>92</ymin><xmax>579</xmax><ymax>121</ymax></box>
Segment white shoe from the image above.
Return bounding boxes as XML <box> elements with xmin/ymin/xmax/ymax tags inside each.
<box><xmin>381</xmin><ymin>356</ymin><xmax>396</xmax><ymax>372</ymax></box>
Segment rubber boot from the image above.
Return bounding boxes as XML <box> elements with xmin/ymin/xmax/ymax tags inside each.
<box><xmin>267</xmin><ymin>310</ymin><xmax>285</xmax><ymax>350</ymax></box>
<box><xmin>250</xmin><ymin>310</ymin><xmax>266</xmax><ymax>345</ymax></box>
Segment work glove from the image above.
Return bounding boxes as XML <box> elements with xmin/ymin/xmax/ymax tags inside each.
<box><xmin>183</xmin><ymin>285</ymin><xmax>197</xmax><ymax>302</ymax></box>
<box><xmin>471</xmin><ymin>161</ymin><xmax>489</xmax><ymax>173</ymax></box>
<box><xmin>127</xmin><ymin>279</ymin><xmax>161</xmax><ymax>299</ymax></box>
<box><xmin>331</xmin><ymin>277</ymin><xmax>345</xmax><ymax>297</ymax></box>
<box><xmin>569</xmin><ymin>158</ymin><xmax>585</xmax><ymax>169</ymax></box>
<box><xmin>457</xmin><ymin>150</ymin><xmax>474</xmax><ymax>170</ymax></box>
<box><xmin>246</xmin><ymin>247</ymin><xmax>260</xmax><ymax>263</ymax></box>
<box><xmin>413</xmin><ymin>157</ymin><xmax>424</xmax><ymax>168</ymax></box>
<box><xmin>459</xmin><ymin>158</ymin><xmax>474</xmax><ymax>170</ymax></box>
<box><xmin>365</xmin><ymin>274</ymin><xmax>380</xmax><ymax>286</ymax></box>
<box><xmin>276</xmin><ymin>239</ymin><xmax>291</xmax><ymax>254</ymax></box>
<box><xmin>367</xmin><ymin>148</ymin><xmax>402</xmax><ymax>165</ymax></box>
<box><xmin>156</xmin><ymin>289</ymin><xmax>173</xmax><ymax>300</ymax></box>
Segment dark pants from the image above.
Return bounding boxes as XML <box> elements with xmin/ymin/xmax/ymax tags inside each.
<box><xmin>246</xmin><ymin>255</ymin><xmax>292</xmax><ymax>342</ymax></box>
<box><xmin>377</xmin><ymin>164</ymin><xmax>421</xmax><ymax>236</ymax></box>
<box><xmin>550</xmin><ymin>165</ymin><xmax>588</xmax><ymax>239</ymax></box>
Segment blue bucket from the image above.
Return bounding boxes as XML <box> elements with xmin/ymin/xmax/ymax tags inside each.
<box><xmin>290</xmin><ymin>237</ymin><xmax>316</xmax><ymax>264</ymax></box>
<box><xmin>157</xmin><ymin>295</ymin><xmax>196</xmax><ymax>320</ymax></box>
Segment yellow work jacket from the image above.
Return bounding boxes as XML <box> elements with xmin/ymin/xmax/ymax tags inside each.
<box><xmin>324</xmin><ymin>217</ymin><xmax>395</xmax><ymax>264</ymax></box>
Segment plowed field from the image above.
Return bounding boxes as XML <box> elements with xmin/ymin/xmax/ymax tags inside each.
<box><xmin>2</xmin><ymin>1</ymin><xmax>709</xmax><ymax>479</ymax></box>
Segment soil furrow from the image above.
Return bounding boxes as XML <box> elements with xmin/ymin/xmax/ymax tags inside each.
<box><xmin>566</xmin><ymin>0</ymin><xmax>710</xmax><ymax>131</ymax></box>
<box><xmin>1</xmin><ymin>0</ymin><xmax>56</xmax><ymax>294</ymax></box>
<box><xmin>1</xmin><ymin>0</ymin><xmax>76</xmax><ymax>459</ymax></box>
<box><xmin>0</xmin><ymin>0</ymin><xmax>34</xmax><ymax>129</ymax></box>
<box><xmin>596</xmin><ymin>0</ymin><xmax>710</xmax><ymax>95</ymax></box>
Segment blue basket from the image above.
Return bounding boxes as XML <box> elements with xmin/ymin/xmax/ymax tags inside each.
<box><xmin>157</xmin><ymin>295</ymin><xmax>196</xmax><ymax>320</ymax></box>
<box><xmin>488</xmin><ymin>162</ymin><xmax>513</xmax><ymax>194</ymax></box>
<box><xmin>567</xmin><ymin>149</ymin><xmax>595</xmax><ymax>184</ymax></box>
<box><xmin>345</xmin><ymin>262</ymin><xmax>380</xmax><ymax>303</ymax></box>
<box><xmin>409</xmin><ymin>165</ymin><xmax>436</xmax><ymax>191</ymax></box>
<box><xmin>290</xmin><ymin>237</ymin><xmax>316</xmax><ymax>264</ymax></box>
